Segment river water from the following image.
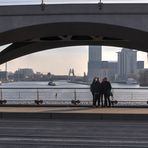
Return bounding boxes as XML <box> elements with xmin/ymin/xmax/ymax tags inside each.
<box><xmin>0</xmin><ymin>80</ymin><xmax>144</xmax><ymax>88</ymax></box>
<box><xmin>0</xmin><ymin>81</ymin><xmax>148</xmax><ymax>106</ymax></box>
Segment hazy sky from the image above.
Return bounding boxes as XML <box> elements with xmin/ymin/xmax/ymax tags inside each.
<box><xmin>0</xmin><ymin>0</ymin><xmax>148</xmax><ymax>75</ymax></box>
<box><xmin>0</xmin><ymin>46</ymin><xmax>147</xmax><ymax>76</ymax></box>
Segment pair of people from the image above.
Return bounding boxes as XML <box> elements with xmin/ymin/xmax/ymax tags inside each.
<box><xmin>90</xmin><ymin>77</ymin><xmax>112</xmax><ymax>107</ymax></box>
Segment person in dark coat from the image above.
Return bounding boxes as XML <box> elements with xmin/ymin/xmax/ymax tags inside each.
<box><xmin>94</xmin><ymin>77</ymin><xmax>102</xmax><ymax>107</ymax></box>
<box><xmin>101</xmin><ymin>77</ymin><xmax>112</xmax><ymax>107</ymax></box>
<box><xmin>90</xmin><ymin>77</ymin><xmax>97</xmax><ymax>106</ymax></box>
<box><xmin>90</xmin><ymin>77</ymin><xmax>101</xmax><ymax>107</ymax></box>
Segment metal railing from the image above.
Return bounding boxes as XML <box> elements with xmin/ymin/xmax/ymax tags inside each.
<box><xmin>0</xmin><ymin>87</ymin><xmax>147</xmax><ymax>106</ymax></box>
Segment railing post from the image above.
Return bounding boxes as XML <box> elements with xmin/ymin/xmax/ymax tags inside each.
<box><xmin>71</xmin><ymin>89</ymin><xmax>80</xmax><ymax>105</ymax></box>
<box><xmin>131</xmin><ymin>92</ymin><xmax>133</xmax><ymax>100</ymax></box>
<box><xmin>18</xmin><ymin>91</ymin><xmax>21</xmax><ymax>99</ymax></box>
<box><xmin>55</xmin><ymin>93</ymin><xmax>57</xmax><ymax>99</ymax></box>
<box><xmin>0</xmin><ymin>88</ymin><xmax>6</xmax><ymax>104</ymax></box>
<box><xmin>74</xmin><ymin>89</ymin><xmax>77</xmax><ymax>101</ymax></box>
<box><xmin>37</xmin><ymin>89</ymin><xmax>39</xmax><ymax>101</ymax></box>
<box><xmin>35</xmin><ymin>88</ymin><xmax>43</xmax><ymax>105</ymax></box>
<box><xmin>0</xmin><ymin>88</ymin><xmax>2</xmax><ymax>101</ymax></box>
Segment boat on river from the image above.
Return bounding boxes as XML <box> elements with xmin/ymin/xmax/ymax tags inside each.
<box><xmin>48</xmin><ymin>81</ymin><xmax>56</xmax><ymax>86</ymax></box>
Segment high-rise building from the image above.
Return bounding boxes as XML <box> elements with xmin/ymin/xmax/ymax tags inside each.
<box><xmin>108</xmin><ymin>62</ymin><xmax>118</xmax><ymax>81</ymax></box>
<box><xmin>117</xmin><ymin>48</ymin><xmax>137</xmax><ymax>80</ymax></box>
<box><xmin>87</xmin><ymin>46</ymin><xmax>118</xmax><ymax>81</ymax></box>
<box><xmin>89</xmin><ymin>46</ymin><xmax>102</xmax><ymax>62</ymax></box>
<box><xmin>87</xmin><ymin>46</ymin><xmax>102</xmax><ymax>81</ymax></box>
<box><xmin>137</xmin><ymin>61</ymin><xmax>144</xmax><ymax>70</ymax></box>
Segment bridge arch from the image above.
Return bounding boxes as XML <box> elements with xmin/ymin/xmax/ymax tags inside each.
<box><xmin>0</xmin><ymin>22</ymin><xmax>148</xmax><ymax>64</ymax></box>
<box><xmin>0</xmin><ymin>3</ymin><xmax>148</xmax><ymax>63</ymax></box>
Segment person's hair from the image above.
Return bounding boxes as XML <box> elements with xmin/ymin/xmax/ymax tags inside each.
<box><xmin>103</xmin><ymin>77</ymin><xmax>107</xmax><ymax>81</ymax></box>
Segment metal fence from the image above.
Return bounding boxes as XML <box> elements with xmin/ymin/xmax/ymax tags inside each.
<box><xmin>0</xmin><ymin>87</ymin><xmax>148</xmax><ymax>106</ymax></box>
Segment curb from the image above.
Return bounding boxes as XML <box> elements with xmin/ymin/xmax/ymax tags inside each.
<box><xmin>0</xmin><ymin>112</ymin><xmax>148</xmax><ymax>121</ymax></box>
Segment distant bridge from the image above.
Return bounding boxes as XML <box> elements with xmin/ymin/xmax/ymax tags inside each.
<box><xmin>0</xmin><ymin>3</ymin><xmax>148</xmax><ymax>63</ymax></box>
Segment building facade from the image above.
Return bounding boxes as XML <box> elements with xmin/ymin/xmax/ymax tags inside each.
<box><xmin>87</xmin><ymin>46</ymin><xmax>102</xmax><ymax>81</ymax></box>
<box><xmin>14</xmin><ymin>68</ymin><xmax>34</xmax><ymax>81</ymax></box>
<box><xmin>87</xmin><ymin>46</ymin><xmax>118</xmax><ymax>81</ymax></box>
<box><xmin>117</xmin><ymin>48</ymin><xmax>137</xmax><ymax>80</ymax></box>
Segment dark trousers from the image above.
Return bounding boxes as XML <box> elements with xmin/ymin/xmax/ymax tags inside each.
<box><xmin>92</xmin><ymin>93</ymin><xmax>96</xmax><ymax>106</ymax></box>
<box><xmin>104</xmin><ymin>93</ymin><xmax>111</xmax><ymax>107</ymax></box>
<box><xmin>94</xmin><ymin>93</ymin><xmax>102</xmax><ymax>107</ymax></box>
<box><xmin>100</xmin><ymin>94</ymin><xmax>104</xmax><ymax>107</ymax></box>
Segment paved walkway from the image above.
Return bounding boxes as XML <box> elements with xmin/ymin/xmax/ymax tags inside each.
<box><xmin>0</xmin><ymin>106</ymin><xmax>147</xmax><ymax>121</ymax></box>
<box><xmin>0</xmin><ymin>106</ymin><xmax>148</xmax><ymax>114</ymax></box>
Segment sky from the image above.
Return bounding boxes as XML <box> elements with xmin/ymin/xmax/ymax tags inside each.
<box><xmin>0</xmin><ymin>0</ymin><xmax>148</xmax><ymax>75</ymax></box>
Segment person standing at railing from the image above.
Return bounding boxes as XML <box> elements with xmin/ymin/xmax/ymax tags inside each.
<box><xmin>101</xmin><ymin>77</ymin><xmax>112</xmax><ymax>107</ymax></box>
<box><xmin>90</xmin><ymin>77</ymin><xmax>97</xmax><ymax>106</ymax></box>
<box><xmin>90</xmin><ymin>77</ymin><xmax>101</xmax><ymax>107</ymax></box>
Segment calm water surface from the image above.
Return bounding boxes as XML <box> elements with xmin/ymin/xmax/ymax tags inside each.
<box><xmin>0</xmin><ymin>81</ymin><xmax>146</xmax><ymax>88</ymax></box>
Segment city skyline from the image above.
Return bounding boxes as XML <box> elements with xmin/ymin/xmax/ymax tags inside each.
<box><xmin>0</xmin><ymin>45</ymin><xmax>147</xmax><ymax>76</ymax></box>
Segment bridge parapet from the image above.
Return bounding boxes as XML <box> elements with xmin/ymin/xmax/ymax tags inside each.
<box><xmin>0</xmin><ymin>87</ymin><xmax>147</xmax><ymax>107</ymax></box>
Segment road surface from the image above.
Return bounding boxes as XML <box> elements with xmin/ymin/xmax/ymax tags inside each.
<box><xmin>0</xmin><ymin>119</ymin><xmax>147</xmax><ymax>147</ymax></box>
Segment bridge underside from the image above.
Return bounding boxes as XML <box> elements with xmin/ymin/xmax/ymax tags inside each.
<box><xmin>0</xmin><ymin>22</ymin><xmax>148</xmax><ymax>64</ymax></box>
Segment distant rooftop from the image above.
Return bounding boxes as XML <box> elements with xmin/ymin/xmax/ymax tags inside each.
<box><xmin>0</xmin><ymin>0</ymin><xmax>147</xmax><ymax>6</ymax></box>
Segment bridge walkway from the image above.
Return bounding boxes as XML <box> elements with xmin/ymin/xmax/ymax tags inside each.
<box><xmin>0</xmin><ymin>106</ymin><xmax>148</xmax><ymax>120</ymax></box>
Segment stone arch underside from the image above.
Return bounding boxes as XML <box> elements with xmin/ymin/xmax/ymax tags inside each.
<box><xmin>0</xmin><ymin>22</ymin><xmax>148</xmax><ymax>64</ymax></box>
